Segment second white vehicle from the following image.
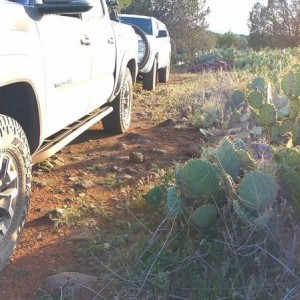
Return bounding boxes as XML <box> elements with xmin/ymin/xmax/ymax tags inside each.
<box><xmin>120</xmin><ymin>14</ymin><xmax>172</xmax><ymax>90</ymax></box>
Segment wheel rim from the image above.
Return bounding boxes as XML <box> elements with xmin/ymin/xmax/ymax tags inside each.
<box><xmin>0</xmin><ymin>152</ymin><xmax>19</xmax><ymax>242</ymax></box>
<box><xmin>121</xmin><ymin>80</ymin><xmax>132</xmax><ymax>129</ymax></box>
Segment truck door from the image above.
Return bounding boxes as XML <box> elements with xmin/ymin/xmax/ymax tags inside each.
<box><xmin>80</xmin><ymin>0</ymin><xmax>116</xmax><ymax>110</ymax></box>
<box><xmin>35</xmin><ymin>14</ymin><xmax>92</xmax><ymax>138</ymax></box>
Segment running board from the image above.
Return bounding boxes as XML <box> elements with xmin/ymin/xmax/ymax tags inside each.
<box><xmin>32</xmin><ymin>107</ymin><xmax>113</xmax><ymax>164</ymax></box>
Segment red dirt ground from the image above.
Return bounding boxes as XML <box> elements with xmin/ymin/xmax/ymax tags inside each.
<box><xmin>0</xmin><ymin>74</ymin><xmax>203</xmax><ymax>299</ymax></box>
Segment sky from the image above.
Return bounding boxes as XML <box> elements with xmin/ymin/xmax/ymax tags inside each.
<box><xmin>206</xmin><ymin>0</ymin><xmax>268</xmax><ymax>35</ymax></box>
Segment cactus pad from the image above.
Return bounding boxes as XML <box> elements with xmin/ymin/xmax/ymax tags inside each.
<box><xmin>289</xmin><ymin>100</ymin><xmax>300</xmax><ymax>120</ymax></box>
<box><xmin>281</xmin><ymin>70</ymin><xmax>296</xmax><ymax>97</ymax></box>
<box><xmin>191</xmin><ymin>204</ymin><xmax>218</xmax><ymax>230</ymax></box>
<box><xmin>236</xmin><ymin>149</ymin><xmax>256</xmax><ymax>170</ymax></box>
<box><xmin>279</xmin><ymin>119</ymin><xmax>294</xmax><ymax>136</ymax></box>
<box><xmin>167</xmin><ymin>187</ymin><xmax>183</xmax><ymax>217</ymax></box>
<box><xmin>281</xmin><ymin>69</ymin><xmax>300</xmax><ymax>98</ymax></box>
<box><xmin>273</xmin><ymin>148</ymin><xmax>300</xmax><ymax>170</ymax></box>
<box><xmin>144</xmin><ymin>185</ymin><xmax>165</xmax><ymax>207</ymax></box>
<box><xmin>252</xmin><ymin>77</ymin><xmax>266</xmax><ymax>92</ymax></box>
<box><xmin>238</xmin><ymin>171</ymin><xmax>279</xmax><ymax>213</ymax></box>
<box><xmin>217</xmin><ymin>139</ymin><xmax>240</xmax><ymax>180</ymax></box>
<box><xmin>176</xmin><ymin>160</ymin><xmax>220</xmax><ymax>199</ymax></box>
<box><xmin>277</xmin><ymin>164</ymin><xmax>300</xmax><ymax>205</ymax></box>
<box><xmin>231</xmin><ymin>90</ymin><xmax>244</xmax><ymax>106</ymax></box>
<box><xmin>270</xmin><ymin>122</ymin><xmax>283</xmax><ymax>144</ymax></box>
<box><xmin>233</xmin><ymin>139</ymin><xmax>247</xmax><ymax>151</ymax></box>
<box><xmin>248</xmin><ymin>91</ymin><xmax>263</xmax><ymax>109</ymax></box>
<box><xmin>258</xmin><ymin>103</ymin><xmax>277</xmax><ymax>126</ymax></box>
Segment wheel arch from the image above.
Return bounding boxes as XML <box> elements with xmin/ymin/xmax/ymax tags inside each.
<box><xmin>0</xmin><ymin>82</ymin><xmax>41</xmax><ymax>154</ymax></box>
<box><xmin>111</xmin><ymin>58</ymin><xmax>137</xmax><ymax>102</ymax></box>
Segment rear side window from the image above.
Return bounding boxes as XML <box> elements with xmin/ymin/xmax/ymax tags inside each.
<box><xmin>120</xmin><ymin>16</ymin><xmax>152</xmax><ymax>35</ymax></box>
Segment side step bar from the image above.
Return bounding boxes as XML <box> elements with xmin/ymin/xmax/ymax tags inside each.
<box><xmin>32</xmin><ymin>106</ymin><xmax>113</xmax><ymax>164</ymax></box>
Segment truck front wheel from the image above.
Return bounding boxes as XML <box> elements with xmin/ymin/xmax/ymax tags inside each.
<box><xmin>102</xmin><ymin>68</ymin><xmax>133</xmax><ymax>134</ymax></box>
<box><xmin>0</xmin><ymin>115</ymin><xmax>31</xmax><ymax>271</ymax></box>
<box><xmin>143</xmin><ymin>58</ymin><xmax>157</xmax><ymax>91</ymax></box>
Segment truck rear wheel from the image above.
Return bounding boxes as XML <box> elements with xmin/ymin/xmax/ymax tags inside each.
<box><xmin>102</xmin><ymin>68</ymin><xmax>133</xmax><ymax>133</ymax></box>
<box><xmin>0</xmin><ymin>115</ymin><xmax>31</xmax><ymax>271</ymax></box>
<box><xmin>143</xmin><ymin>58</ymin><xmax>157</xmax><ymax>91</ymax></box>
<box><xmin>158</xmin><ymin>61</ymin><xmax>170</xmax><ymax>83</ymax></box>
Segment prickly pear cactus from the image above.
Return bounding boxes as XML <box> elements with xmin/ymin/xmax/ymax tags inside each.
<box><xmin>167</xmin><ymin>187</ymin><xmax>183</xmax><ymax>217</ymax></box>
<box><xmin>270</xmin><ymin>122</ymin><xmax>283</xmax><ymax>144</ymax></box>
<box><xmin>144</xmin><ymin>185</ymin><xmax>165</xmax><ymax>207</ymax></box>
<box><xmin>258</xmin><ymin>103</ymin><xmax>277</xmax><ymax>126</ymax></box>
<box><xmin>273</xmin><ymin>148</ymin><xmax>300</xmax><ymax>171</ymax></box>
<box><xmin>252</xmin><ymin>77</ymin><xmax>266</xmax><ymax>92</ymax></box>
<box><xmin>279</xmin><ymin>119</ymin><xmax>294</xmax><ymax>136</ymax></box>
<box><xmin>236</xmin><ymin>149</ymin><xmax>256</xmax><ymax>170</ymax></box>
<box><xmin>231</xmin><ymin>90</ymin><xmax>244</xmax><ymax>107</ymax></box>
<box><xmin>191</xmin><ymin>204</ymin><xmax>218</xmax><ymax>230</ymax></box>
<box><xmin>176</xmin><ymin>160</ymin><xmax>220</xmax><ymax>199</ymax></box>
<box><xmin>233</xmin><ymin>139</ymin><xmax>247</xmax><ymax>151</ymax></box>
<box><xmin>281</xmin><ymin>68</ymin><xmax>300</xmax><ymax>98</ymax></box>
<box><xmin>277</xmin><ymin>164</ymin><xmax>300</xmax><ymax>214</ymax></box>
<box><xmin>217</xmin><ymin>139</ymin><xmax>240</xmax><ymax>180</ymax></box>
<box><xmin>238</xmin><ymin>171</ymin><xmax>279</xmax><ymax>213</ymax></box>
<box><xmin>289</xmin><ymin>100</ymin><xmax>300</xmax><ymax>120</ymax></box>
<box><xmin>248</xmin><ymin>90</ymin><xmax>263</xmax><ymax>110</ymax></box>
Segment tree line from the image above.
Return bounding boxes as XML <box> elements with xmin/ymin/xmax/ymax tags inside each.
<box><xmin>118</xmin><ymin>0</ymin><xmax>300</xmax><ymax>61</ymax></box>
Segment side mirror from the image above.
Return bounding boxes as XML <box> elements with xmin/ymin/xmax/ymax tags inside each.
<box><xmin>106</xmin><ymin>0</ymin><xmax>118</xmax><ymax>6</ymax></box>
<box><xmin>158</xmin><ymin>30</ymin><xmax>168</xmax><ymax>38</ymax></box>
<box><xmin>36</xmin><ymin>0</ymin><xmax>93</xmax><ymax>14</ymax></box>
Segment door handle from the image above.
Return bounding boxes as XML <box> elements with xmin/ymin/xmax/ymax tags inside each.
<box><xmin>81</xmin><ymin>35</ymin><xmax>91</xmax><ymax>46</ymax></box>
<box><xmin>108</xmin><ymin>36</ymin><xmax>115</xmax><ymax>44</ymax></box>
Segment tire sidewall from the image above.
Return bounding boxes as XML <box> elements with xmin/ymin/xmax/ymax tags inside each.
<box><xmin>120</xmin><ymin>68</ymin><xmax>133</xmax><ymax>132</ymax></box>
<box><xmin>0</xmin><ymin>115</ymin><xmax>31</xmax><ymax>270</ymax></box>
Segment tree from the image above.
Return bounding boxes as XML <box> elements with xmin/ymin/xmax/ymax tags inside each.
<box><xmin>123</xmin><ymin>0</ymin><xmax>214</xmax><ymax>61</ymax></box>
<box><xmin>249</xmin><ymin>0</ymin><xmax>300</xmax><ymax>49</ymax></box>
<box><xmin>217</xmin><ymin>32</ymin><xmax>239</xmax><ymax>49</ymax></box>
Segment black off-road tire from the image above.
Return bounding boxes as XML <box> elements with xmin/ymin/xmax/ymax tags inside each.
<box><xmin>0</xmin><ymin>115</ymin><xmax>31</xmax><ymax>270</ymax></box>
<box><xmin>130</xmin><ymin>24</ymin><xmax>150</xmax><ymax>71</ymax></box>
<box><xmin>143</xmin><ymin>58</ymin><xmax>157</xmax><ymax>91</ymax></box>
<box><xmin>158</xmin><ymin>60</ymin><xmax>170</xmax><ymax>83</ymax></box>
<box><xmin>102</xmin><ymin>68</ymin><xmax>133</xmax><ymax>133</ymax></box>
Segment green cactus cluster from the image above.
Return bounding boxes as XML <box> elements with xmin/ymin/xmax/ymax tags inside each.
<box><xmin>231</xmin><ymin>90</ymin><xmax>245</xmax><ymax>107</ymax></box>
<box><xmin>258</xmin><ymin>103</ymin><xmax>277</xmax><ymax>126</ymax></box>
<box><xmin>191</xmin><ymin>204</ymin><xmax>218</xmax><ymax>230</ymax></box>
<box><xmin>248</xmin><ymin>90</ymin><xmax>263</xmax><ymax>110</ymax></box>
<box><xmin>238</xmin><ymin>171</ymin><xmax>278</xmax><ymax>213</ymax></box>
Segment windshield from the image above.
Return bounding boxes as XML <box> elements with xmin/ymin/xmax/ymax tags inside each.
<box><xmin>120</xmin><ymin>16</ymin><xmax>153</xmax><ymax>35</ymax></box>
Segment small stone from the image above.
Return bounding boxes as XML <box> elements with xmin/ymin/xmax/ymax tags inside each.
<box><xmin>66</xmin><ymin>229</ymin><xmax>94</xmax><ymax>242</ymax></box>
<box><xmin>33</xmin><ymin>181</ymin><xmax>47</xmax><ymax>188</ymax></box>
<box><xmin>124</xmin><ymin>167</ymin><xmax>138</xmax><ymax>174</ymax></box>
<box><xmin>157</xmin><ymin>119</ymin><xmax>175</xmax><ymax>127</ymax></box>
<box><xmin>74</xmin><ymin>180</ymin><xmax>96</xmax><ymax>189</ymax></box>
<box><xmin>151</xmin><ymin>148</ymin><xmax>168</xmax><ymax>155</ymax></box>
<box><xmin>126</xmin><ymin>133</ymin><xmax>144</xmax><ymax>140</ymax></box>
<box><xmin>146</xmin><ymin>172</ymin><xmax>160</xmax><ymax>181</ymax></box>
<box><xmin>111</xmin><ymin>165</ymin><xmax>124</xmax><ymax>172</ymax></box>
<box><xmin>129</xmin><ymin>152</ymin><xmax>144</xmax><ymax>163</ymax></box>
<box><xmin>41</xmin><ymin>272</ymin><xmax>99</xmax><ymax>299</ymax></box>
<box><xmin>116</xmin><ymin>142</ymin><xmax>127</xmax><ymax>150</ymax></box>
<box><xmin>118</xmin><ymin>174</ymin><xmax>134</xmax><ymax>180</ymax></box>
<box><xmin>66</xmin><ymin>176</ymin><xmax>78</xmax><ymax>182</ymax></box>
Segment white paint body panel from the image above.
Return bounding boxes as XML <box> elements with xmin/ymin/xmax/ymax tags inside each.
<box><xmin>0</xmin><ymin>0</ymin><xmax>138</xmax><ymax>148</ymax></box>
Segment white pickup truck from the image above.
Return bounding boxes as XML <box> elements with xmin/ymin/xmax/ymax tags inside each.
<box><xmin>120</xmin><ymin>14</ymin><xmax>172</xmax><ymax>90</ymax></box>
<box><xmin>0</xmin><ymin>0</ymin><xmax>138</xmax><ymax>269</ymax></box>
